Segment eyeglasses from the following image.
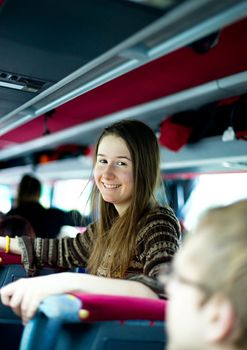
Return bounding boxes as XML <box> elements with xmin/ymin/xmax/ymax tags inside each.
<box><xmin>159</xmin><ymin>263</ymin><xmax>212</xmax><ymax>296</ymax></box>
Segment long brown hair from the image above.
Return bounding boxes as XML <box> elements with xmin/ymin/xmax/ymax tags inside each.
<box><xmin>87</xmin><ymin>119</ymin><xmax>161</xmax><ymax>277</ymax></box>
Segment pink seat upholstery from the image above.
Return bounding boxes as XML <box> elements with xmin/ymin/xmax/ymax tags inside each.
<box><xmin>0</xmin><ymin>250</ymin><xmax>22</xmax><ymax>265</ymax></box>
<box><xmin>70</xmin><ymin>293</ymin><xmax>166</xmax><ymax>322</ymax></box>
<box><xmin>20</xmin><ymin>293</ymin><xmax>167</xmax><ymax>350</ymax></box>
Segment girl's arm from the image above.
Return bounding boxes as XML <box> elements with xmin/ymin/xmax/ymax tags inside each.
<box><xmin>0</xmin><ymin>272</ymin><xmax>158</xmax><ymax>325</ymax></box>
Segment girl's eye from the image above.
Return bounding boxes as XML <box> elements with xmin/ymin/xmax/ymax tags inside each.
<box><xmin>116</xmin><ymin>161</ymin><xmax>126</xmax><ymax>166</ymax></box>
<box><xmin>98</xmin><ymin>158</ymin><xmax>107</xmax><ymax>164</ymax></box>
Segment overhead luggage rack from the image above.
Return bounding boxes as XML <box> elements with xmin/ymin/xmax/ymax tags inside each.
<box><xmin>0</xmin><ymin>0</ymin><xmax>247</xmax><ymax>136</ymax></box>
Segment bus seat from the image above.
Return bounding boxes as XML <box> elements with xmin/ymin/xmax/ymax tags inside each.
<box><xmin>0</xmin><ymin>250</ymin><xmax>69</xmax><ymax>321</ymax></box>
<box><xmin>0</xmin><ymin>250</ymin><xmax>72</xmax><ymax>350</ymax></box>
<box><xmin>20</xmin><ymin>293</ymin><xmax>167</xmax><ymax>350</ymax></box>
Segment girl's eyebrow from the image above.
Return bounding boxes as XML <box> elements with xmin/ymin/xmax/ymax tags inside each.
<box><xmin>97</xmin><ymin>153</ymin><xmax>131</xmax><ymax>161</ymax></box>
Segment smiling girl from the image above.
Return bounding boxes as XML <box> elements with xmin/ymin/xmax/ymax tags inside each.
<box><xmin>0</xmin><ymin>119</ymin><xmax>180</xmax><ymax>324</ymax></box>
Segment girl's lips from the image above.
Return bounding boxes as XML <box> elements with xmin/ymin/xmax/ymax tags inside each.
<box><xmin>102</xmin><ymin>182</ymin><xmax>120</xmax><ymax>189</ymax></box>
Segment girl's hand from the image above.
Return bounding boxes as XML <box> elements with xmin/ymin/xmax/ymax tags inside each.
<box><xmin>0</xmin><ymin>272</ymin><xmax>76</xmax><ymax>324</ymax></box>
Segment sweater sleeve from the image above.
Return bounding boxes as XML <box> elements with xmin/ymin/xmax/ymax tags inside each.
<box><xmin>127</xmin><ymin>206</ymin><xmax>180</xmax><ymax>298</ymax></box>
<box><xmin>17</xmin><ymin>223</ymin><xmax>96</xmax><ymax>275</ymax></box>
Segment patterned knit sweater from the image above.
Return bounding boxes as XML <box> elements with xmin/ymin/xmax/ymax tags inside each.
<box><xmin>18</xmin><ymin>206</ymin><xmax>180</xmax><ymax>297</ymax></box>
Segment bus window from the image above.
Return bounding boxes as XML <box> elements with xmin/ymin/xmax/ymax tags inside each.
<box><xmin>39</xmin><ymin>183</ymin><xmax>52</xmax><ymax>209</ymax></box>
<box><xmin>0</xmin><ymin>184</ymin><xmax>11</xmax><ymax>213</ymax></box>
<box><xmin>183</xmin><ymin>172</ymin><xmax>247</xmax><ymax>230</ymax></box>
<box><xmin>51</xmin><ymin>179</ymin><xmax>92</xmax><ymax>217</ymax></box>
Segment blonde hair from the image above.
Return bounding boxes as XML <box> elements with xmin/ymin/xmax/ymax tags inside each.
<box><xmin>87</xmin><ymin>119</ymin><xmax>161</xmax><ymax>277</ymax></box>
<box><xmin>191</xmin><ymin>200</ymin><xmax>247</xmax><ymax>348</ymax></box>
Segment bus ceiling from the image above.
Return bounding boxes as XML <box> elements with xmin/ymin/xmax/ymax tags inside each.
<box><xmin>0</xmin><ymin>0</ymin><xmax>247</xmax><ymax>176</ymax></box>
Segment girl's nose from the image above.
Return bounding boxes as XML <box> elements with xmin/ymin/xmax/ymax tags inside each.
<box><xmin>102</xmin><ymin>163</ymin><xmax>115</xmax><ymax>178</ymax></box>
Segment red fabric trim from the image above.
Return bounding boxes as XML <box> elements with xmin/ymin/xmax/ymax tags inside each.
<box><xmin>0</xmin><ymin>250</ymin><xmax>22</xmax><ymax>264</ymax></box>
<box><xmin>217</xmin><ymin>96</ymin><xmax>240</xmax><ymax>106</ymax></box>
<box><xmin>70</xmin><ymin>293</ymin><xmax>166</xmax><ymax>322</ymax></box>
<box><xmin>236</xmin><ymin>130</ymin><xmax>247</xmax><ymax>140</ymax></box>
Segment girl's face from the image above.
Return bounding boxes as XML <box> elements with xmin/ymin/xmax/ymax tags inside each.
<box><xmin>94</xmin><ymin>135</ymin><xmax>134</xmax><ymax>215</ymax></box>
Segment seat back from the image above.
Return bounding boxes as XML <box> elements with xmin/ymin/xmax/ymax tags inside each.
<box><xmin>0</xmin><ymin>264</ymin><xmax>65</xmax><ymax>321</ymax></box>
<box><xmin>54</xmin><ymin>320</ymin><xmax>166</xmax><ymax>350</ymax></box>
<box><xmin>0</xmin><ymin>264</ymin><xmax>29</xmax><ymax>321</ymax></box>
<box><xmin>19</xmin><ymin>294</ymin><xmax>167</xmax><ymax>350</ymax></box>
<box><xmin>0</xmin><ymin>251</ymin><xmax>69</xmax><ymax>350</ymax></box>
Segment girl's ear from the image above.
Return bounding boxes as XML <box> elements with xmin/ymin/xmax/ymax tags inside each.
<box><xmin>203</xmin><ymin>294</ymin><xmax>235</xmax><ymax>344</ymax></box>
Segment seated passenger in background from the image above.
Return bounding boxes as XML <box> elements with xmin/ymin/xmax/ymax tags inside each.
<box><xmin>7</xmin><ymin>174</ymin><xmax>48</xmax><ymax>237</ymax></box>
<box><xmin>0</xmin><ymin>215</ymin><xmax>35</xmax><ymax>238</ymax></box>
<box><xmin>7</xmin><ymin>174</ymin><xmax>70</xmax><ymax>238</ymax></box>
<box><xmin>0</xmin><ymin>119</ymin><xmax>180</xmax><ymax>325</ymax></box>
<box><xmin>164</xmin><ymin>199</ymin><xmax>247</xmax><ymax>350</ymax></box>
<box><xmin>45</xmin><ymin>207</ymin><xmax>74</xmax><ymax>237</ymax></box>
